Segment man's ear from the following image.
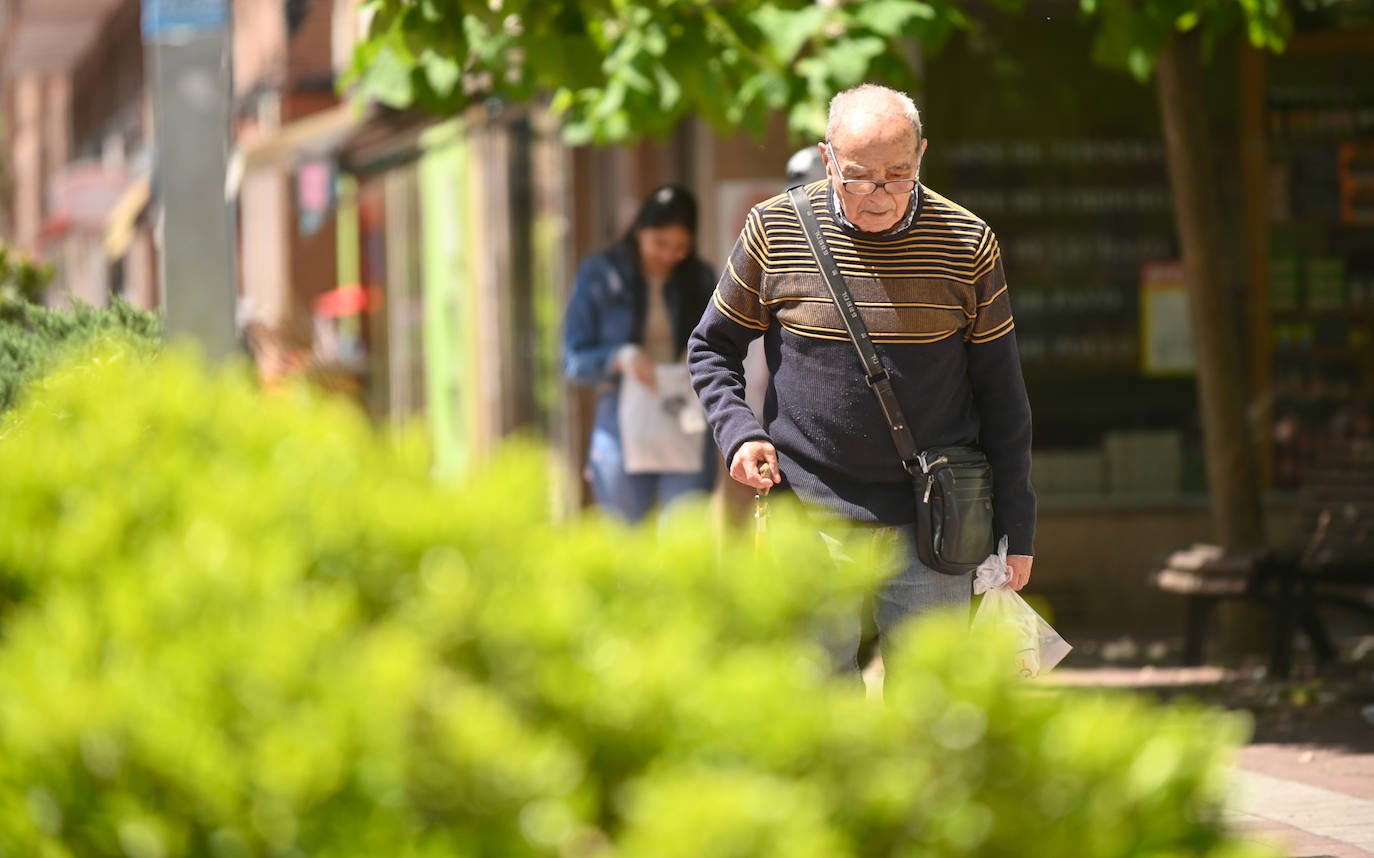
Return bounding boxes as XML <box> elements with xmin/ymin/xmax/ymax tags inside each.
<box><xmin>917</xmin><ymin>137</ymin><xmax>929</xmax><ymax>160</ymax></box>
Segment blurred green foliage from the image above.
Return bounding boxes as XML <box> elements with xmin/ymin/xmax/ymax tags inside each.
<box><xmin>348</xmin><ymin>0</ymin><xmax>982</xmax><ymax>144</ymax></box>
<box><xmin>1083</xmin><ymin>0</ymin><xmax>1289</xmax><ymax>81</ymax></box>
<box><xmin>348</xmin><ymin>0</ymin><xmax>1290</xmax><ymax>144</ymax></box>
<box><xmin>0</xmin><ymin>347</ymin><xmax>1278</xmax><ymax>857</ymax></box>
<box><xmin>0</xmin><ymin>244</ymin><xmax>51</xmax><ymax>310</ymax></box>
<box><xmin>0</xmin><ymin>295</ymin><xmax>162</xmax><ymax>416</ymax></box>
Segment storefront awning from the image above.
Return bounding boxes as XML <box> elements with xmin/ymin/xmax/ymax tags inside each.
<box><xmin>103</xmin><ymin>175</ymin><xmax>152</xmax><ymax>261</ymax></box>
<box><xmin>225</xmin><ymin>102</ymin><xmax>372</xmax><ymax>198</ymax></box>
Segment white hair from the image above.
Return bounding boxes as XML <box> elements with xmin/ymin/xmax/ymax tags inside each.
<box><xmin>826</xmin><ymin>84</ymin><xmax>922</xmax><ymax>143</ymax></box>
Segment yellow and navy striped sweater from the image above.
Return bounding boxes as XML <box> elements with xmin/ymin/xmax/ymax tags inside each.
<box><xmin>688</xmin><ymin>180</ymin><xmax>1036</xmax><ymax>554</ymax></box>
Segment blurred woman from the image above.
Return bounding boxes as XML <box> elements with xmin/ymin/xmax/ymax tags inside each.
<box><xmin>562</xmin><ymin>185</ymin><xmax>719</xmax><ymax>523</ymax></box>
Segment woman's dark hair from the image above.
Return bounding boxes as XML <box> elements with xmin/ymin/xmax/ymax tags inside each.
<box><xmin>615</xmin><ymin>184</ymin><xmax>702</xmax><ymax>279</ymax></box>
<box><xmin>630</xmin><ymin>184</ymin><xmax>698</xmax><ymax>236</ymax></box>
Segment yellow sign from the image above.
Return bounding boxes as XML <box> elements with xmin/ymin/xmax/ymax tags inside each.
<box><xmin>1140</xmin><ymin>261</ymin><xmax>1195</xmax><ymax>376</ymax></box>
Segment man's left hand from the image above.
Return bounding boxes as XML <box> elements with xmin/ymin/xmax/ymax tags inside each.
<box><xmin>1006</xmin><ymin>555</ymin><xmax>1033</xmax><ymax>591</ymax></box>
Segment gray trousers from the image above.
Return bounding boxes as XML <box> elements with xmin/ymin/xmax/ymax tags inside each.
<box><xmin>819</xmin><ymin>522</ymin><xmax>972</xmax><ymax>672</ymax></box>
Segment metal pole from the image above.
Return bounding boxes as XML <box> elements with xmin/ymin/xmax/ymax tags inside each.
<box><xmin>143</xmin><ymin>0</ymin><xmax>237</xmax><ymax>358</ymax></box>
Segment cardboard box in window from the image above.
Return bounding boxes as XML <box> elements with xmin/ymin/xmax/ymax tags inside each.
<box><xmin>1104</xmin><ymin>430</ymin><xmax>1182</xmax><ymax>495</ymax></box>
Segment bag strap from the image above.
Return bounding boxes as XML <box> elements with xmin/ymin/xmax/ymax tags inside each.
<box><xmin>787</xmin><ymin>185</ymin><xmax>922</xmax><ymax>476</ymax></box>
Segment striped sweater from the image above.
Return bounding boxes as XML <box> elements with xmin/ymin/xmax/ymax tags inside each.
<box><xmin>688</xmin><ymin>180</ymin><xmax>1036</xmax><ymax>555</ymax></box>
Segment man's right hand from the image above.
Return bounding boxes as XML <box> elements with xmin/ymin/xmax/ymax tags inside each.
<box><xmin>731</xmin><ymin>441</ymin><xmax>780</xmax><ymax>491</ymax></box>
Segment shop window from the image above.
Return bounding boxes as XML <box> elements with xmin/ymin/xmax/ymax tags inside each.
<box><xmin>924</xmin><ymin>12</ymin><xmax>1226</xmax><ymax>499</ymax></box>
<box><xmin>1257</xmin><ymin>14</ymin><xmax>1374</xmax><ymax>488</ymax></box>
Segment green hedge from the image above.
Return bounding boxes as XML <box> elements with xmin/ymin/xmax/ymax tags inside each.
<box><xmin>0</xmin><ymin>296</ymin><xmax>161</xmax><ymax>415</ymax></box>
<box><xmin>0</xmin><ymin>245</ymin><xmax>51</xmax><ymax>309</ymax></box>
<box><xmin>0</xmin><ymin>347</ymin><xmax>1276</xmax><ymax>858</ymax></box>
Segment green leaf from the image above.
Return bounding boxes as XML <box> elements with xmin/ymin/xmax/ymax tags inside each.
<box><xmin>852</xmin><ymin>0</ymin><xmax>934</xmax><ymax>37</ymax></box>
<box><xmin>642</xmin><ymin>22</ymin><xmax>668</xmax><ymax>57</ymax></box>
<box><xmin>561</xmin><ymin>116</ymin><xmax>596</xmax><ymax>146</ymax></box>
<box><xmin>753</xmin><ymin>4</ymin><xmax>829</xmax><ymax>66</ymax></box>
<box><xmin>1127</xmin><ymin>45</ymin><xmax>1154</xmax><ymax>81</ymax></box>
<box><xmin>420</xmin><ymin>50</ymin><xmax>462</xmax><ymax>100</ymax></box>
<box><xmin>358</xmin><ymin>44</ymin><xmax>416</xmax><ymax>106</ymax></box>
<box><xmin>548</xmin><ymin>87</ymin><xmax>575</xmax><ymax>116</ymax></box>
<box><xmin>615</xmin><ymin>61</ymin><xmax>654</xmax><ymax>95</ymax></box>
<box><xmin>590</xmin><ymin>78</ymin><xmax>626</xmax><ymax>121</ymax></box>
<box><xmin>462</xmin><ymin>13</ymin><xmax>505</xmax><ymax>64</ymax></box>
<box><xmin>818</xmin><ymin>36</ymin><xmax>888</xmax><ymax>87</ymax></box>
<box><xmin>653</xmin><ymin>65</ymin><xmax>683</xmax><ymax>112</ymax></box>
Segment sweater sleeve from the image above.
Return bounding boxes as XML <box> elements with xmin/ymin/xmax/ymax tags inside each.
<box><xmin>965</xmin><ymin>233</ymin><xmax>1037</xmax><ymax>555</ymax></box>
<box><xmin>561</xmin><ymin>254</ymin><xmax>621</xmax><ymax>387</ymax></box>
<box><xmin>687</xmin><ymin>208</ymin><xmax>772</xmax><ymax>465</ymax></box>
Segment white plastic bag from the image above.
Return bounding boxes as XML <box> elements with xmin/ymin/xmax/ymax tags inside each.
<box><xmin>618</xmin><ymin>363</ymin><xmax>707</xmax><ymax>474</ymax></box>
<box><xmin>972</xmin><ymin>537</ymin><xmax>1072</xmax><ymax>678</ymax></box>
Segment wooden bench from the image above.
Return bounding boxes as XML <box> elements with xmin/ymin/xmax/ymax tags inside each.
<box><xmin>1150</xmin><ymin>437</ymin><xmax>1374</xmax><ymax>678</ymax></box>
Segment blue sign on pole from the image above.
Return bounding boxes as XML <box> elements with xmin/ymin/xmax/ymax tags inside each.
<box><xmin>142</xmin><ymin>0</ymin><xmax>227</xmax><ymax>39</ymax></box>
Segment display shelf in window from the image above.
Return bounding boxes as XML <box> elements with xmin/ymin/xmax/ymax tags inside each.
<box><xmin>1339</xmin><ymin>142</ymin><xmax>1374</xmax><ymax>223</ymax></box>
<box><xmin>1243</xmin><ymin>23</ymin><xmax>1374</xmax><ymax>489</ymax></box>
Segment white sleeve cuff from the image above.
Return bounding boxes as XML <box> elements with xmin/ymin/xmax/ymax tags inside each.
<box><xmin>612</xmin><ymin>343</ymin><xmax>640</xmax><ymax>373</ymax></box>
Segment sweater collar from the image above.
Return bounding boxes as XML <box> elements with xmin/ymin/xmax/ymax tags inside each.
<box><xmin>828</xmin><ymin>183</ymin><xmax>923</xmax><ymax>240</ymax></box>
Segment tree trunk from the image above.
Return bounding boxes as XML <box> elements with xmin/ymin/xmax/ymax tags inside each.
<box><xmin>1154</xmin><ymin>30</ymin><xmax>1265</xmax><ymax>553</ymax></box>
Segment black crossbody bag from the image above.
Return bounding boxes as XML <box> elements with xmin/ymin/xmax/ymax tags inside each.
<box><xmin>788</xmin><ymin>186</ymin><xmax>995</xmax><ymax>575</ymax></box>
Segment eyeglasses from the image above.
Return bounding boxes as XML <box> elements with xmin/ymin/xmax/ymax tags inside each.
<box><xmin>825</xmin><ymin>142</ymin><xmax>918</xmax><ymax>196</ymax></box>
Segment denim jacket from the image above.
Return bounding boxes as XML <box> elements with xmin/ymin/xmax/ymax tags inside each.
<box><xmin>562</xmin><ymin>239</ymin><xmax>717</xmax><ymax>388</ymax></box>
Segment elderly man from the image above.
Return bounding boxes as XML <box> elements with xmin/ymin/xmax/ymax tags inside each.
<box><xmin>688</xmin><ymin>84</ymin><xmax>1035</xmax><ymax>668</ymax></box>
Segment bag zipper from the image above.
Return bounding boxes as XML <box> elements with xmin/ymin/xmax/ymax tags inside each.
<box><xmin>917</xmin><ymin>451</ymin><xmax>949</xmax><ymax>474</ymax></box>
<box><xmin>918</xmin><ymin>452</ymin><xmax>948</xmax><ymax>503</ymax></box>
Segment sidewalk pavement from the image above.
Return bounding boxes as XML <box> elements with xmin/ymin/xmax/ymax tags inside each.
<box><xmin>1230</xmin><ymin>704</ymin><xmax>1374</xmax><ymax>858</ymax></box>
<box><xmin>1229</xmin><ymin>768</ymin><xmax>1374</xmax><ymax>858</ymax></box>
<box><xmin>1053</xmin><ymin>664</ymin><xmax>1374</xmax><ymax>858</ymax></box>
